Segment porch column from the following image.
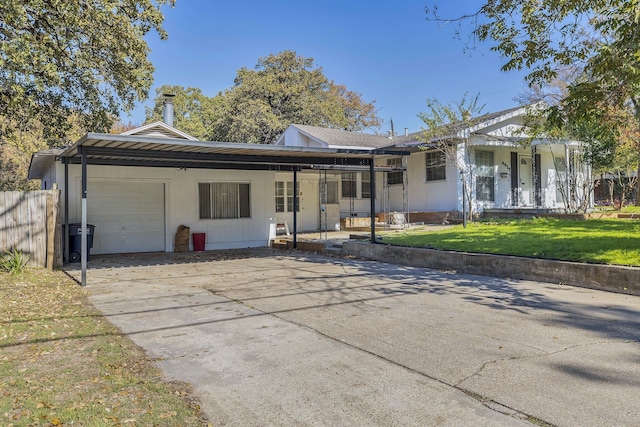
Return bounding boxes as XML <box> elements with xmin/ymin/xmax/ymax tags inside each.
<box><xmin>531</xmin><ymin>145</ymin><xmax>537</xmax><ymax>209</ymax></box>
<box><xmin>293</xmin><ymin>168</ymin><xmax>298</xmax><ymax>249</ymax></box>
<box><xmin>565</xmin><ymin>143</ymin><xmax>571</xmax><ymax>208</ymax></box>
<box><xmin>370</xmin><ymin>160</ymin><xmax>376</xmax><ymax>244</ymax></box>
<box><xmin>80</xmin><ymin>146</ymin><xmax>87</xmax><ymax>287</ymax></box>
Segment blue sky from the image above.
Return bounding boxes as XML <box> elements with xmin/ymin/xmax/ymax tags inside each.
<box><xmin>128</xmin><ymin>0</ymin><xmax>530</xmax><ymax>134</ymax></box>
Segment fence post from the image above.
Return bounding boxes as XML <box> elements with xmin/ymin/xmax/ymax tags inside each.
<box><xmin>46</xmin><ymin>190</ymin><xmax>61</xmax><ymax>270</ymax></box>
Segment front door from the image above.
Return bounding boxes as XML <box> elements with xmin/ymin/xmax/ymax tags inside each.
<box><xmin>322</xmin><ymin>180</ymin><xmax>340</xmax><ymax>231</ymax></box>
<box><xmin>519</xmin><ymin>156</ymin><xmax>533</xmax><ymax>205</ymax></box>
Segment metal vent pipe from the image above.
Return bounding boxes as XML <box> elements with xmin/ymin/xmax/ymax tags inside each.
<box><xmin>163</xmin><ymin>93</ymin><xmax>175</xmax><ymax>127</ymax></box>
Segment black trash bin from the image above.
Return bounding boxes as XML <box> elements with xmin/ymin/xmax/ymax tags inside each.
<box><xmin>67</xmin><ymin>223</ymin><xmax>95</xmax><ymax>262</ymax></box>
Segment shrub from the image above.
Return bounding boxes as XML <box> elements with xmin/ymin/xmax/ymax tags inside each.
<box><xmin>1</xmin><ymin>249</ymin><xmax>30</xmax><ymax>275</ymax></box>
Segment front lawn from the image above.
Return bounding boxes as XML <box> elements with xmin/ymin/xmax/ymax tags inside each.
<box><xmin>380</xmin><ymin>218</ymin><xmax>640</xmax><ymax>266</ymax></box>
<box><xmin>0</xmin><ymin>270</ymin><xmax>209</xmax><ymax>426</ymax></box>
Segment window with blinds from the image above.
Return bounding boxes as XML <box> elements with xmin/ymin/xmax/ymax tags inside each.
<box><xmin>198</xmin><ymin>182</ymin><xmax>250</xmax><ymax>219</ymax></box>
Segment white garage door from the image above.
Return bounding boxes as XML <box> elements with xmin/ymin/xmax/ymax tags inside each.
<box><xmin>86</xmin><ymin>181</ymin><xmax>165</xmax><ymax>254</ymax></box>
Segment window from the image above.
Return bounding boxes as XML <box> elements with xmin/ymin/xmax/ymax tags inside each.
<box><xmin>199</xmin><ymin>182</ymin><xmax>250</xmax><ymax>219</ymax></box>
<box><xmin>341</xmin><ymin>173</ymin><xmax>356</xmax><ymax>198</ymax></box>
<box><xmin>475</xmin><ymin>150</ymin><xmax>495</xmax><ymax>202</ymax></box>
<box><xmin>425</xmin><ymin>151</ymin><xmax>446</xmax><ymax>182</ymax></box>
<box><xmin>275</xmin><ymin>181</ymin><xmax>285</xmax><ymax>213</ymax></box>
<box><xmin>387</xmin><ymin>157</ymin><xmax>403</xmax><ymax>185</ymax></box>
<box><xmin>361</xmin><ymin>172</ymin><xmax>371</xmax><ymax>199</ymax></box>
<box><xmin>275</xmin><ymin>181</ymin><xmax>299</xmax><ymax>212</ymax></box>
<box><xmin>321</xmin><ymin>181</ymin><xmax>339</xmax><ymax>204</ymax></box>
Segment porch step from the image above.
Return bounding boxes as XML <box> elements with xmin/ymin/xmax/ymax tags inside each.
<box><xmin>270</xmin><ymin>241</ymin><xmax>288</xmax><ymax>250</ymax></box>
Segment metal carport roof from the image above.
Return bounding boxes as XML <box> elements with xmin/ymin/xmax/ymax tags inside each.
<box><xmin>53</xmin><ymin>132</ymin><xmax>407</xmax><ymax>287</ymax></box>
<box><xmin>58</xmin><ymin>133</ymin><xmax>405</xmax><ymax>171</ymax></box>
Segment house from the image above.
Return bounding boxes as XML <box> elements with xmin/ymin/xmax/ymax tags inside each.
<box><xmin>27</xmin><ymin>102</ymin><xmax>591</xmax><ymax>269</ymax></box>
<box><xmin>27</xmin><ymin>97</ymin><xmax>399</xmax><ymax>273</ymax></box>
<box><xmin>392</xmin><ymin>104</ymin><xmax>593</xmax><ymax>216</ymax></box>
<box><xmin>275</xmin><ymin>105</ymin><xmax>592</xmax><ymax>224</ymax></box>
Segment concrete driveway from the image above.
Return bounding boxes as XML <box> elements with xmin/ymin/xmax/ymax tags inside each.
<box><xmin>67</xmin><ymin>249</ymin><xmax>640</xmax><ymax>426</ymax></box>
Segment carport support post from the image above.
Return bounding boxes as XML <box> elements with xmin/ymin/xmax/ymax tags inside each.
<box><xmin>64</xmin><ymin>158</ymin><xmax>69</xmax><ymax>265</ymax></box>
<box><xmin>370</xmin><ymin>160</ymin><xmax>376</xmax><ymax>244</ymax></box>
<box><xmin>80</xmin><ymin>146</ymin><xmax>87</xmax><ymax>287</ymax></box>
<box><xmin>293</xmin><ymin>168</ymin><xmax>298</xmax><ymax>249</ymax></box>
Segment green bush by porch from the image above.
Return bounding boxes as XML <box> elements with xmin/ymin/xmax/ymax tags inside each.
<box><xmin>380</xmin><ymin>218</ymin><xmax>640</xmax><ymax>267</ymax></box>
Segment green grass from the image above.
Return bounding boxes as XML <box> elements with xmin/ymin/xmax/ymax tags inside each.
<box><xmin>620</xmin><ymin>205</ymin><xmax>640</xmax><ymax>213</ymax></box>
<box><xmin>0</xmin><ymin>270</ymin><xmax>210</xmax><ymax>426</ymax></box>
<box><xmin>380</xmin><ymin>218</ymin><xmax>640</xmax><ymax>266</ymax></box>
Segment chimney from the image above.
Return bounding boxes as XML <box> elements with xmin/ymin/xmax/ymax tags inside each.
<box><xmin>404</xmin><ymin>128</ymin><xmax>408</xmax><ymax>137</ymax></box>
<box><xmin>163</xmin><ymin>93</ymin><xmax>175</xmax><ymax>127</ymax></box>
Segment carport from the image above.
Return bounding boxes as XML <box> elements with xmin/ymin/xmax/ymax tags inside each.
<box><xmin>55</xmin><ymin>133</ymin><xmax>407</xmax><ymax>285</ymax></box>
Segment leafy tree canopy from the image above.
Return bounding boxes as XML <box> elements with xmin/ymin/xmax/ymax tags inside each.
<box><xmin>418</xmin><ymin>93</ymin><xmax>485</xmax><ymax>141</ymax></box>
<box><xmin>0</xmin><ymin>115</ymin><xmax>85</xmax><ymax>190</ymax></box>
<box><xmin>1</xmin><ymin>0</ymin><xmax>172</xmax><ymax>145</ymax></box>
<box><xmin>427</xmin><ymin>0</ymin><xmax>640</xmax><ymax>123</ymax></box>
<box><xmin>428</xmin><ymin>0</ymin><xmax>640</xmax><ymax>203</ymax></box>
<box><xmin>148</xmin><ymin>51</ymin><xmax>381</xmax><ymax>144</ymax></box>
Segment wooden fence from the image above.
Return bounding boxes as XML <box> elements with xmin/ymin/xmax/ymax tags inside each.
<box><xmin>0</xmin><ymin>191</ymin><xmax>61</xmax><ymax>270</ymax></box>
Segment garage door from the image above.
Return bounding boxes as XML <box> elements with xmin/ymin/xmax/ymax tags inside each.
<box><xmin>86</xmin><ymin>181</ymin><xmax>165</xmax><ymax>254</ymax></box>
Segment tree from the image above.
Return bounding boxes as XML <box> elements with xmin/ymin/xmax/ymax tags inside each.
<box><xmin>0</xmin><ymin>115</ymin><xmax>85</xmax><ymax>190</ymax></box>
<box><xmin>209</xmin><ymin>50</ymin><xmax>381</xmax><ymax>144</ymax></box>
<box><xmin>145</xmin><ymin>85</ymin><xmax>219</xmax><ymax>140</ymax></box>
<box><xmin>417</xmin><ymin>94</ymin><xmax>485</xmax><ymax>224</ymax></box>
<box><xmin>427</xmin><ymin>0</ymin><xmax>640</xmax><ymax>205</ymax></box>
<box><xmin>0</xmin><ymin>0</ymin><xmax>173</xmax><ymax>145</ymax></box>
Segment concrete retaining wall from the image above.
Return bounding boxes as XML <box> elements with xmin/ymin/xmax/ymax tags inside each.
<box><xmin>342</xmin><ymin>242</ymin><xmax>640</xmax><ymax>296</ymax></box>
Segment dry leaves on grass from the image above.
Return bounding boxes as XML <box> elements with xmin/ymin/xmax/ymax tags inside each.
<box><xmin>0</xmin><ymin>270</ymin><xmax>209</xmax><ymax>426</ymax></box>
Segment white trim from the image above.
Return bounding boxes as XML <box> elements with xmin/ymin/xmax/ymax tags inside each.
<box><xmin>121</xmin><ymin>121</ymin><xmax>199</xmax><ymax>141</ymax></box>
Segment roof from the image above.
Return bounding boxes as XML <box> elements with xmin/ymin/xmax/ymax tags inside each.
<box><xmin>26</xmin><ymin>133</ymin><xmax>406</xmax><ymax>178</ymax></box>
<box><xmin>282</xmin><ymin>124</ymin><xmax>394</xmax><ymax>149</ymax></box>
<box><xmin>28</xmin><ymin>148</ymin><xmax>65</xmax><ymax>179</ymax></box>
<box><xmin>276</xmin><ymin>105</ymin><xmax>536</xmax><ymax>153</ymax></box>
<box><xmin>382</xmin><ymin>104</ymin><xmax>534</xmax><ymax>149</ymax></box>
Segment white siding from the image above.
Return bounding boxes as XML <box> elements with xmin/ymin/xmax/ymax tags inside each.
<box><xmin>54</xmin><ymin>163</ymin><xmax>275</xmax><ymax>252</ymax></box>
<box><xmin>389</xmin><ymin>151</ymin><xmax>458</xmax><ymax>213</ymax></box>
<box><xmin>40</xmin><ymin>166</ymin><xmax>57</xmax><ymax>190</ymax></box>
<box><xmin>277</xmin><ymin>127</ymin><xmax>326</xmax><ymax>148</ymax></box>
